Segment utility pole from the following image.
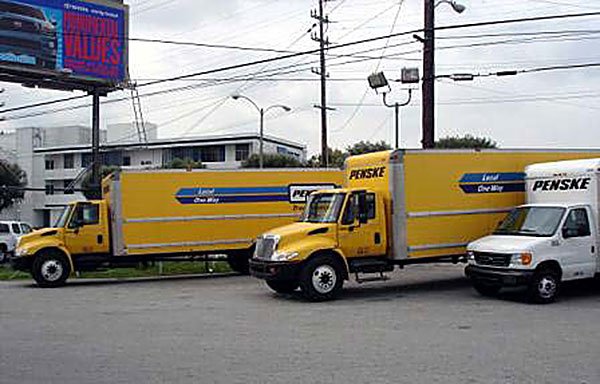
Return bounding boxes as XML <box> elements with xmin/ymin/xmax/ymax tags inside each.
<box><xmin>422</xmin><ymin>0</ymin><xmax>435</xmax><ymax>149</ymax></box>
<box><xmin>91</xmin><ymin>89</ymin><xmax>101</xmax><ymax>199</ymax></box>
<box><xmin>311</xmin><ymin>0</ymin><xmax>330</xmax><ymax>166</ymax></box>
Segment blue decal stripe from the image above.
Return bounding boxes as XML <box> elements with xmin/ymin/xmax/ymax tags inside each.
<box><xmin>459</xmin><ymin>172</ymin><xmax>525</xmax><ymax>183</ymax></box>
<box><xmin>177</xmin><ymin>195</ymin><xmax>289</xmax><ymax>204</ymax></box>
<box><xmin>176</xmin><ymin>186</ymin><xmax>288</xmax><ymax>197</ymax></box>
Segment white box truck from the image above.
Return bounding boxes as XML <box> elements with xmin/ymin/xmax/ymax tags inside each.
<box><xmin>466</xmin><ymin>158</ymin><xmax>600</xmax><ymax>303</ymax></box>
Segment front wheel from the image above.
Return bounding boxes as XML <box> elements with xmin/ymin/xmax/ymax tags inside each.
<box><xmin>299</xmin><ymin>255</ymin><xmax>344</xmax><ymax>302</ymax></box>
<box><xmin>266</xmin><ymin>280</ymin><xmax>299</xmax><ymax>294</ymax></box>
<box><xmin>32</xmin><ymin>251</ymin><xmax>71</xmax><ymax>288</ymax></box>
<box><xmin>527</xmin><ymin>269</ymin><xmax>560</xmax><ymax>304</ymax></box>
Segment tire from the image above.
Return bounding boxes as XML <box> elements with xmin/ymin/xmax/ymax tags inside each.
<box><xmin>31</xmin><ymin>250</ymin><xmax>71</xmax><ymax>288</ymax></box>
<box><xmin>266</xmin><ymin>280</ymin><xmax>299</xmax><ymax>294</ymax></box>
<box><xmin>527</xmin><ymin>269</ymin><xmax>560</xmax><ymax>304</ymax></box>
<box><xmin>299</xmin><ymin>255</ymin><xmax>344</xmax><ymax>302</ymax></box>
<box><xmin>227</xmin><ymin>252</ymin><xmax>250</xmax><ymax>275</ymax></box>
<box><xmin>473</xmin><ymin>282</ymin><xmax>501</xmax><ymax>297</ymax></box>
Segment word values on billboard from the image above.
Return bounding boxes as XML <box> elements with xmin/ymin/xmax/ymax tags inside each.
<box><xmin>63</xmin><ymin>10</ymin><xmax>123</xmax><ymax>81</ymax></box>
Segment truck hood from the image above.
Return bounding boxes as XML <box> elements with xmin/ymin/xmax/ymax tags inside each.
<box><xmin>468</xmin><ymin>235</ymin><xmax>551</xmax><ymax>253</ymax></box>
<box><xmin>262</xmin><ymin>221</ymin><xmax>336</xmax><ymax>255</ymax></box>
<box><xmin>18</xmin><ymin>228</ymin><xmax>62</xmax><ymax>248</ymax></box>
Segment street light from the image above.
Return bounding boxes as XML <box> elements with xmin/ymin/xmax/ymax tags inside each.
<box><xmin>421</xmin><ymin>0</ymin><xmax>466</xmax><ymax>149</ymax></box>
<box><xmin>368</xmin><ymin>68</ymin><xmax>419</xmax><ymax>149</ymax></box>
<box><xmin>231</xmin><ymin>94</ymin><xmax>291</xmax><ymax>169</ymax></box>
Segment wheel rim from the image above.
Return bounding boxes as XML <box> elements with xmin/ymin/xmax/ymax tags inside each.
<box><xmin>41</xmin><ymin>259</ymin><xmax>63</xmax><ymax>282</ymax></box>
<box><xmin>537</xmin><ymin>275</ymin><xmax>557</xmax><ymax>299</ymax></box>
<box><xmin>312</xmin><ymin>264</ymin><xmax>337</xmax><ymax>294</ymax></box>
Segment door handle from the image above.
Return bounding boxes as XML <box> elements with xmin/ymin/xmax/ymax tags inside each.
<box><xmin>592</xmin><ymin>245</ymin><xmax>595</xmax><ymax>254</ymax></box>
<box><xmin>97</xmin><ymin>234</ymin><xmax>103</xmax><ymax>244</ymax></box>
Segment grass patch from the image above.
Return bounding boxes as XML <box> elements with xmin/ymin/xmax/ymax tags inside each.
<box><xmin>0</xmin><ymin>261</ymin><xmax>232</xmax><ymax>281</ymax></box>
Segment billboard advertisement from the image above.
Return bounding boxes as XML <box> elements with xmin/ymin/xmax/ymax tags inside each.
<box><xmin>0</xmin><ymin>0</ymin><xmax>128</xmax><ymax>87</ymax></box>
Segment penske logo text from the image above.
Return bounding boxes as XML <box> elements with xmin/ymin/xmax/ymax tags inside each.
<box><xmin>532</xmin><ymin>177</ymin><xmax>591</xmax><ymax>192</ymax></box>
<box><xmin>349</xmin><ymin>166</ymin><xmax>386</xmax><ymax>180</ymax></box>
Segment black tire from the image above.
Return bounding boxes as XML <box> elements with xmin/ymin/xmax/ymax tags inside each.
<box><xmin>527</xmin><ymin>269</ymin><xmax>560</xmax><ymax>304</ymax></box>
<box><xmin>299</xmin><ymin>255</ymin><xmax>344</xmax><ymax>302</ymax></box>
<box><xmin>473</xmin><ymin>282</ymin><xmax>501</xmax><ymax>297</ymax></box>
<box><xmin>31</xmin><ymin>250</ymin><xmax>71</xmax><ymax>288</ymax></box>
<box><xmin>227</xmin><ymin>252</ymin><xmax>250</xmax><ymax>275</ymax></box>
<box><xmin>266</xmin><ymin>280</ymin><xmax>299</xmax><ymax>294</ymax></box>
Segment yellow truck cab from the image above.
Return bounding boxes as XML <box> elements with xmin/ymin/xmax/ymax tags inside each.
<box><xmin>12</xmin><ymin>168</ymin><xmax>343</xmax><ymax>287</ymax></box>
<box><xmin>250</xmin><ymin>149</ymin><xmax>600</xmax><ymax>301</ymax></box>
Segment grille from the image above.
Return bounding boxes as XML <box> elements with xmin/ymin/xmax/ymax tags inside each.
<box><xmin>0</xmin><ymin>36</ymin><xmax>39</xmax><ymax>50</ymax></box>
<box><xmin>474</xmin><ymin>252</ymin><xmax>511</xmax><ymax>267</ymax></box>
<box><xmin>255</xmin><ymin>237</ymin><xmax>276</xmax><ymax>260</ymax></box>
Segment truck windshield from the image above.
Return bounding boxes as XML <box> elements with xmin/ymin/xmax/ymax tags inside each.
<box><xmin>54</xmin><ymin>205</ymin><xmax>73</xmax><ymax>228</ymax></box>
<box><xmin>494</xmin><ymin>207</ymin><xmax>566</xmax><ymax>237</ymax></box>
<box><xmin>301</xmin><ymin>193</ymin><xmax>346</xmax><ymax>223</ymax></box>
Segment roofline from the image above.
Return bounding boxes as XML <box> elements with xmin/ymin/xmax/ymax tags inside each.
<box><xmin>33</xmin><ymin>133</ymin><xmax>306</xmax><ymax>154</ymax></box>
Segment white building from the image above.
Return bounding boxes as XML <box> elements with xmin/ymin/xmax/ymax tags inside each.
<box><xmin>0</xmin><ymin>125</ymin><xmax>306</xmax><ymax>227</ymax></box>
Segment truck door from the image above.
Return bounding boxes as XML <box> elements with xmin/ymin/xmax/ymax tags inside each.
<box><xmin>337</xmin><ymin>192</ymin><xmax>386</xmax><ymax>258</ymax></box>
<box><xmin>560</xmin><ymin>207</ymin><xmax>596</xmax><ymax>279</ymax></box>
<box><xmin>64</xmin><ymin>202</ymin><xmax>109</xmax><ymax>255</ymax></box>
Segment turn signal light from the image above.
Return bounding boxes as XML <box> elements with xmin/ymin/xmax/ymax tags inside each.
<box><xmin>520</xmin><ymin>253</ymin><xmax>532</xmax><ymax>265</ymax></box>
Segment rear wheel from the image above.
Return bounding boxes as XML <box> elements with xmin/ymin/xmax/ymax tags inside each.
<box><xmin>473</xmin><ymin>282</ymin><xmax>501</xmax><ymax>297</ymax></box>
<box><xmin>528</xmin><ymin>269</ymin><xmax>560</xmax><ymax>304</ymax></box>
<box><xmin>266</xmin><ymin>280</ymin><xmax>299</xmax><ymax>294</ymax></box>
<box><xmin>31</xmin><ymin>250</ymin><xmax>71</xmax><ymax>288</ymax></box>
<box><xmin>299</xmin><ymin>255</ymin><xmax>344</xmax><ymax>302</ymax></box>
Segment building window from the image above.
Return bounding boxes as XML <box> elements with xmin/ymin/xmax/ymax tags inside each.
<box><xmin>123</xmin><ymin>156</ymin><xmax>131</xmax><ymax>166</ymax></box>
<box><xmin>45</xmin><ymin>159</ymin><xmax>54</xmax><ymax>170</ymax></box>
<box><xmin>82</xmin><ymin>153</ymin><xmax>92</xmax><ymax>168</ymax></box>
<box><xmin>64</xmin><ymin>180</ymin><xmax>75</xmax><ymax>195</ymax></box>
<box><xmin>235</xmin><ymin>144</ymin><xmax>250</xmax><ymax>161</ymax></box>
<box><xmin>201</xmin><ymin>146</ymin><xmax>225</xmax><ymax>162</ymax></box>
<box><xmin>64</xmin><ymin>154</ymin><xmax>74</xmax><ymax>169</ymax></box>
<box><xmin>45</xmin><ymin>183</ymin><xmax>55</xmax><ymax>195</ymax></box>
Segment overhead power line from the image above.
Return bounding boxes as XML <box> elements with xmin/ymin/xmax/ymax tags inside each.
<box><xmin>2</xmin><ymin>11</ymin><xmax>600</xmax><ymax>119</ymax></box>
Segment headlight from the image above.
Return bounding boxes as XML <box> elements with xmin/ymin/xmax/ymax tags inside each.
<box><xmin>510</xmin><ymin>252</ymin><xmax>532</xmax><ymax>266</ymax></box>
<box><xmin>467</xmin><ymin>250</ymin><xmax>475</xmax><ymax>262</ymax></box>
<box><xmin>15</xmin><ymin>248</ymin><xmax>29</xmax><ymax>257</ymax></box>
<box><xmin>272</xmin><ymin>251</ymin><xmax>299</xmax><ymax>262</ymax></box>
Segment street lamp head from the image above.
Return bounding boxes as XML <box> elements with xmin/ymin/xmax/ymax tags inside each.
<box><xmin>231</xmin><ymin>94</ymin><xmax>240</xmax><ymax>100</ymax></box>
<box><xmin>451</xmin><ymin>1</ymin><xmax>466</xmax><ymax>13</ymax></box>
<box><xmin>282</xmin><ymin>106</ymin><xmax>292</xmax><ymax>112</ymax></box>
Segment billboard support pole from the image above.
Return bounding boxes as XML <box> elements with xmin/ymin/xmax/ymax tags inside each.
<box><xmin>91</xmin><ymin>89</ymin><xmax>101</xmax><ymax>199</ymax></box>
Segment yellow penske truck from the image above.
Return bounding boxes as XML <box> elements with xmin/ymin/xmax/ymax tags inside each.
<box><xmin>249</xmin><ymin>149</ymin><xmax>600</xmax><ymax>301</ymax></box>
<box><xmin>11</xmin><ymin>169</ymin><xmax>343</xmax><ymax>287</ymax></box>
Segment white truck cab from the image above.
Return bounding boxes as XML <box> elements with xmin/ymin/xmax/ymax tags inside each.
<box><xmin>466</xmin><ymin>158</ymin><xmax>600</xmax><ymax>303</ymax></box>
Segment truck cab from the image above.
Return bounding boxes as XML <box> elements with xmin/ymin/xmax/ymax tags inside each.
<box><xmin>466</xmin><ymin>159</ymin><xmax>600</xmax><ymax>303</ymax></box>
<box><xmin>250</xmin><ymin>187</ymin><xmax>388</xmax><ymax>301</ymax></box>
<box><xmin>12</xmin><ymin>200</ymin><xmax>110</xmax><ymax>287</ymax></box>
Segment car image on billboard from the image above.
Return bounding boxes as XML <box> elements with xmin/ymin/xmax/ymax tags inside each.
<box><xmin>0</xmin><ymin>0</ymin><xmax>58</xmax><ymax>69</ymax></box>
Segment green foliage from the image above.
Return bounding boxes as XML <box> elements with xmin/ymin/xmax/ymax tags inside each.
<box><xmin>307</xmin><ymin>148</ymin><xmax>347</xmax><ymax>169</ymax></box>
<box><xmin>434</xmin><ymin>135</ymin><xmax>497</xmax><ymax>149</ymax></box>
<box><xmin>345</xmin><ymin>140</ymin><xmax>391</xmax><ymax>156</ymax></box>
<box><xmin>81</xmin><ymin>166</ymin><xmax>120</xmax><ymax>200</ymax></box>
<box><xmin>0</xmin><ymin>159</ymin><xmax>26</xmax><ymax>212</ymax></box>
<box><xmin>242</xmin><ymin>153</ymin><xmax>304</xmax><ymax>168</ymax></box>
<box><xmin>163</xmin><ymin>157</ymin><xmax>205</xmax><ymax>169</ymax></box>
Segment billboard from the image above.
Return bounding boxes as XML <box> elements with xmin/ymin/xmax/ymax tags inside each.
<box><xmin>0</xmin><ymin>0</ymin><xmax>128</xmax><ymax>89</ymax></box>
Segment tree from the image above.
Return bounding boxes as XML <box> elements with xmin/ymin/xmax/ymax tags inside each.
<box><xmin>242</xmin><ymin>154</ymin><xmax>304</xmax><ymax>168</ymax></box>
<box><xmin>0</xmin><ymin>159</ymin><xmax>26</xmax><ymax>212</ymax></box>
<box><xmin>163</xmin><ymin>157</ymin><xmax>205</xmax><ymax>169</ymax></box>
<box><xmin>345</xmin><ymin>140</ymin><xmax>391</xmax><ymax>156</ymax></box>
<box><xmin>434</xmin><ymin>135</ymin><xmax>497</xmax><ymax>149</ymax></box>
<box><xmin>307</xmin><ymin>148</ymin><xmax>347</xmax><ymax>169</ymax></box>
<box><xmin>81</xmin><ymin>166</ymin><xmax>120</xmax><ymax>200</ymax></box>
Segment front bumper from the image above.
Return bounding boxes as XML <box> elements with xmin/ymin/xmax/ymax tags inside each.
<box><xmin>9</xmin><ymin>255</ymin><xmax>33</xmax><ymax>272</ymax></box>
<box><xmin>249</xmin><ymin>259</ymin><xmax>302</xmax><ymax>281</ymax></box>
<box><xmin>465</xmin><ymin>265</ymin><xmax>534</xmax><ymax>287</ymax></box>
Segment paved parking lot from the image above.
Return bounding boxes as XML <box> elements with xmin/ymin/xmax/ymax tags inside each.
<box><xmin>1</xmin><ymin>264</ymin><xmax>599</xmax><ymax>384</ymax></box>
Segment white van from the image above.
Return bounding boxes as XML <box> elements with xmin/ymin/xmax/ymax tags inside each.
<box><xmin>0</xmin><ymin>221</ymin><xmax>33</xmax><ymax>263</ymax></box>
<box><xmin>466</xmin><ymin>158</ymin><xmax>600</xmax><ymax>303</ymax></box>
